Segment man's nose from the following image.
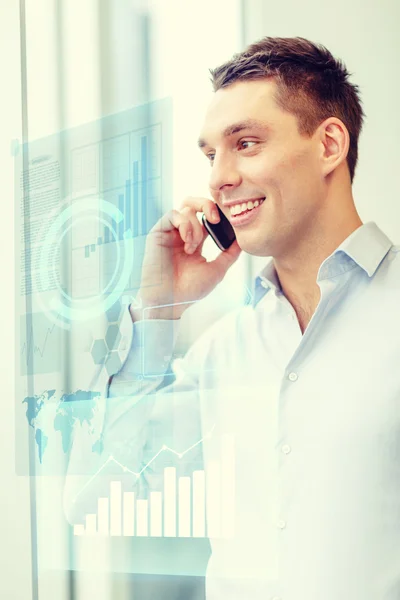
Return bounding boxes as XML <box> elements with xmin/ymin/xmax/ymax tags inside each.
<box><xmin>209</xmin><ymin>153</ymin><xmax>241</xmax><ymax>193</ymax></box>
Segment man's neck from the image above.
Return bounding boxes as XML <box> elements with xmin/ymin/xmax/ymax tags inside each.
<box><xmin>274</xmin><ymin>213</ymin><xmax>363</xmax><ymax>326</ymax></box>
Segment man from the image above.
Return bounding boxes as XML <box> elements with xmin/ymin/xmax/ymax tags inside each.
<box><xmin>65</xmin><ymin>37</ymin><xmax>400</xmax><ymax>599</ymax></box>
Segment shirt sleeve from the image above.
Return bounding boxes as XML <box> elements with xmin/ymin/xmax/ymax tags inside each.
<box><xmin>63</xmin><ymin>315</ymin><xmax>204</xmax><ymax>526</ymax></box>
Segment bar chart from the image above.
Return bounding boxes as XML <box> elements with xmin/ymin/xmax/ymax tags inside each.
<box><xmin>73</xmin><ymin>434</ymin><xmax>235</xmax><ymax>539</ymax></box>
<box><xmin>80</xmin><ymin>125</ymin><xmax>161</xmax><ymax>260</ymax></box>
<box><xmin>70</xmin><ymin>123</ymin><xmax>163</xmax><ymax>298</ymax></box>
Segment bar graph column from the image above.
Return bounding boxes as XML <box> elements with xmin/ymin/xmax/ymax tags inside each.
<box><xmin>178</xmin><ymin>477</ymin><xmax>191</xmax><ymax>537</ymax></box>
<box><xmin>125</xmin><ymin>179</ymin><xmax>131</xmax><ymax>235</ymax></box>
<box><xmin>110</xmin><ymin>481</ymin><xmax>122</xmax><ymax>536</ymax></box>
<box><xmin>221</xmin><ymin>435</ymin><xmax>235</xmax><ymax>538</ymax></box>
<box><xmin>118</xmin><ymin>194</ymin><xmax>124</xmax><ymax>240</ymax></box>
<box><xmin>133</xmin><ymin>161</ymin><xmax>139</xmax><ymax>237</ymax></box>
<box><xmin>141</xmin><ymin>136</ymin><xmax>147</xmax><ymax>234</ymax></box>
<box><xmin>98</xmin><ymin>498</ymin><xmax>109</xmax><ymax>535</ymax></box>
<box><xmin>136</xmin><ymin>499</ymin><xmax>148</xmax><ymax>536</ymax></box>
<box><xmin>164</xmin><ymin>467</ymin><xmax>176</xmax><ymax>537</ymax></box>
<box><xmin>150</xmin><ymin>491</ymin><xmax>162</xmax><ymax>537</ymax></box>
<box><xmin>123</xmin><ymin>492</ymin><xmax>135</xmax><ymax>536</ymax></box>
<box><xmin>74</xmin><ymin>524</ymin><xmax>85</xmax><ymax>536</ymax></box>
<box><xmin>85</xmin><ymin>514</ymin><xmax>97</xmax><ymax>535</ymax></box>
<box><xmin>192</xmin><ymin>470</ymin><xmax>205</xmax><ymax>537</ymax></box>
<box><xmin>206</xmin><ymin>461</ymin><xmax>221</xmax><ymax>538</ymax></box>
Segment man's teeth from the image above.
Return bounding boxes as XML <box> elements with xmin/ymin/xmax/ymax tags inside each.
<box><xmin>229</xmin><ymin>198</ymin><xmax>264</xmax><ymax>216</ymax></box>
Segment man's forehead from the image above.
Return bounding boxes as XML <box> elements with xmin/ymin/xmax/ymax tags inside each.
<box><xmin>198</xmin><ymin>79</ymin><xmax>279</xmax><ymax>147</ymax></box>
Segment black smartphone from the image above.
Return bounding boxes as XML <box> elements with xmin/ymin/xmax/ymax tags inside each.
<box><xmin>202</xmin><ymin>204</ymin><xmax>236</xmax><ymax>251</ymax></box>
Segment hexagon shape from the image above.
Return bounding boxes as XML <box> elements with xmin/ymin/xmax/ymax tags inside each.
<box><xmin>105</xmin><ymin>351</ymin><xmax>122</xmax><ymax>376</ymax></box>
<box><xmin>106</xmin><ymin>299</ymin><xmax>122</xmax><ymax>323</ymax></box>
<box><xmin>105</xmin><ymin>324</ymin><xmax>122</xmax><ymax>350</ymax></box>
<box><xmin>91</xmin><ymin>339</ymin><xmax>108</xmax><ymax>365</ymax></box>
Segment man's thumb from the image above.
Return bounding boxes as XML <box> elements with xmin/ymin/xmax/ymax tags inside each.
<box><xmin>210</xmin><ymin>240</ymin><xmax>242</xmax><ymax>279</ymax></box>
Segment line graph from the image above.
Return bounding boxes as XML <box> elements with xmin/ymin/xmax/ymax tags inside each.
<box><xmin>72</xmin><ymin>425</ymin><xmax>236</xmax><ymax>539</ymax></box>
<box><xmin>20</xmin><ymin>312</ymin><xmax>61</xmax><ymax>375</ymax></box>
<box><xmin>72</xmin><ymin>423</ymin><xmax>216</xmax><ymax>505</ymax></box>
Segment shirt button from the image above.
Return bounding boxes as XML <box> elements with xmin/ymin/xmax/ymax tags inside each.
<box><xmin>288</xmin><ymin>372</ymin><xmax>298</xmax><ymax>381</ymax></box>
<box><xmin>277</xmin><ymin>519</ymin><xmax>286</xmax><ymax>529</ymax></box>
<box><xmin>282</xmin><ymin>444</ymin><xmax>291</xmax><ymax>454</ymax></box>
<box><xmin>260</xmin><ymin>280</ymin><xmax>269</xmax><ymax>289</ymax></box>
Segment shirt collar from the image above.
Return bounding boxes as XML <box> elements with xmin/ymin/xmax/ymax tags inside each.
<box><xmin>252</xmin><ymin>221</ymin><xmax>394</xmax><ymax>308</ymax></box>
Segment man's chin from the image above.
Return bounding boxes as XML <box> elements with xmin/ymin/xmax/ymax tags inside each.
<box><xmin>235</xmin><ymin>235</ymin><xmax>271</xmax><ymax>258</ymax></box>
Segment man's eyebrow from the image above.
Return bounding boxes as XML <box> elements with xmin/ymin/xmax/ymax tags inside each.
<box><xmin>197</xmin><ymin>119</ymin><xmax>270</xmax><ymax>149</ymax></box>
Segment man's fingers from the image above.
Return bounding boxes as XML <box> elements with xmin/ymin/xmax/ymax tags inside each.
<box><xmin>158</xmin><ymin>209</ymin><xmax>192</xmax><ymax>243</ymax></box>
<box><xmin>150</xmin><ymin>199</ymin><xmax>220</xmax><ymax>253</ymax></box>
<box><xmin>180</xmin><ymin>207</ymin><xmax>206</xmax><ymax>247</ymax></box>
<box><xmin>179</xmin><ymin>197</ymin><xmax>220</xmax><ymax>224</ymax></box>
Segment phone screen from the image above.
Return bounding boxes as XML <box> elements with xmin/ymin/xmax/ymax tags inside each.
<box><xmin>202</xmin><ymin>204</ymin><xmax>236</xmax><ymax>251</ymax></box>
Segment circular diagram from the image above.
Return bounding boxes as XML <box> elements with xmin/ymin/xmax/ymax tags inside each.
<box><xmin>35</xmin><ymin>197</ymin><xmax>135</xmax><ymax>329</ymax></box>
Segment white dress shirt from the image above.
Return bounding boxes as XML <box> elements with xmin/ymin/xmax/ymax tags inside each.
<box><xmin>66</xmin><ymin>221</ymin><xmax>400</xmax><ymax>600</ymax></box>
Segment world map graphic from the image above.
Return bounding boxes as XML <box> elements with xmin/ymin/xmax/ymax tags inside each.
<box><xmin>23</xmin><ymin>389</ymin><xmax>103</xmax><ymax>463</ymax></box>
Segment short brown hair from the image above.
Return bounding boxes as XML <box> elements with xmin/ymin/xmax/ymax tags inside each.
<box><xmin>209</xmin><ymin>36</ymin><xmax>365</xmax><ymax>184</ymax></box>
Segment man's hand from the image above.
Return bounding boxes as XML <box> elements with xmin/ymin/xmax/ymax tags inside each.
<box><xmin>130</xmin><ymin>197</ymin><xmax>242</xmax><ymax>321</ymax></box>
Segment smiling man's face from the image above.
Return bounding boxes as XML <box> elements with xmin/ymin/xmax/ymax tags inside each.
<box><xmin>198</xmin><ymin>78</ymin><xmax>326</xmax><ymax>258</ymax></box>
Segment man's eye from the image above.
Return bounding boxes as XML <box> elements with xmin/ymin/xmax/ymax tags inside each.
<box><xmin>238</xmin><ymin>140</ymin><xmax>257</xmax><ymax>149</ymax></box>
<box><xmin>206</xmin><ymin>141</ymin><xmax>257</xmax><ymax>163</ymax></box>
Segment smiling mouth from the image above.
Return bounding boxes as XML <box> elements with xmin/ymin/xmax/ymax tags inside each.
<box><xmin>228</xmin><ymin>198</ymin><xmax>265</xmax><ymax>217</ymax></box>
